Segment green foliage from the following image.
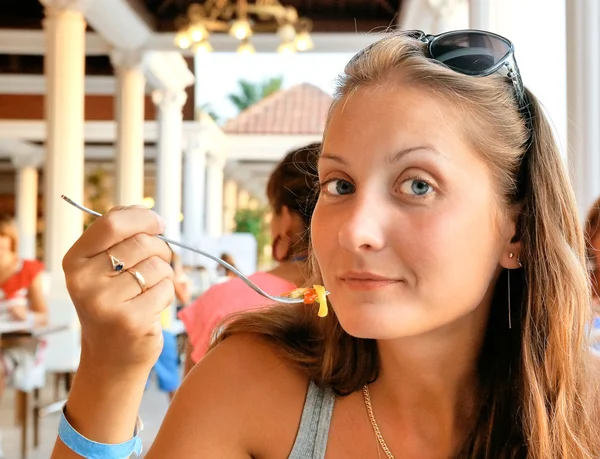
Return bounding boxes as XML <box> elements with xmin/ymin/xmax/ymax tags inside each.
<box><xmin>234</xmin><ymin>208</ymin><xmax>264</xmax><ymax>239</ymax></box>
<box><xmin>234</xmin><ymin>207</ymin><xmax>271</xmax><ymax>263</ymax></box>
<box><xmin>227</xmin><ymin>76</ymin><xmax>284</xmax><ymax>112</ymax></box>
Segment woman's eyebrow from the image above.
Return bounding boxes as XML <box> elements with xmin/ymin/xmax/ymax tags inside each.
<box><xmin>319</xmin><ymin>153</ymin><xmax>348</xmax><ymax>166</ymax></box>
<box><xmin>320</xmin><ymin>146</ymin><xmax>448</xmax><ymax>167</ymax></box>
<box><xmin>386</xmin><ymin>146</ymin><xmax>447</xmax><ymax>164</ymax></box>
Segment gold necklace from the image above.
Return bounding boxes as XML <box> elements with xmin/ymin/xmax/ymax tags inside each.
<box><xmin>362</xmin><ymin>385</ymin><xmax>395</xmax><ymax>459</ymax></box>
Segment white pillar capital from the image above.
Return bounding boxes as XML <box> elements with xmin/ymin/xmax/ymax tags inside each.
<box><xmin>110</xmin><ymin>48</ymin><xmax>145</xmax><ymax>72</ymax></box>
<box><xmin>11</xmin><ymin>153</ymin><xmax>42</xmax><ymax>170</ymax></box>
<box><xmin>152</xmin><ymin>89</ymin><xmax>187</xmax><ymax>111</ymax></box>
<box><xmin>40</xmin><ymin>0</ymin><xmax>93</xmax><ymax>15</ymax></box>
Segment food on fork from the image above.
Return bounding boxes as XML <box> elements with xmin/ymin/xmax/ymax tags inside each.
<box><xmin>283</xmin><ymin>285</ymin><xmax>329</xmax><ymax>317</ymax></box>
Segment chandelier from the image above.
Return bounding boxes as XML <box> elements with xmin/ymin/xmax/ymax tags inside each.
<box><xmin>174</xmin><ymin>0</ymin><xmax>314</xmax><ymax>54</ymax></box>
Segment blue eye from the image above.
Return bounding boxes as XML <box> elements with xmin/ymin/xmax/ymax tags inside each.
<box><xmin>400</xmin><ymin>179</ymin><xmax>433</xmax><ymax>197</ymax></box>
<box><xmin>323</xmin><ymin>179</ymin><xmax>355</xmax><ymax>196</ymax></box>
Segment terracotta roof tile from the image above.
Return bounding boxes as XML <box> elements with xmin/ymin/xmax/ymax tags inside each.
<box><xmin>224</xmin><ymin>83</ymin><xmax>333</xmax><ymax>135</ymax></box>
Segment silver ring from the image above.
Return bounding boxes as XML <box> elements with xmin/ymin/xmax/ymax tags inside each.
<box><xmin>127</xmin><ymin>269</ymin><xmax>147</xmax><ymax>293</ymax></box>
<box><xmin>107</xmin><ymin>250</ymin><xmax>125</xmax><ymax>273</ymax></box>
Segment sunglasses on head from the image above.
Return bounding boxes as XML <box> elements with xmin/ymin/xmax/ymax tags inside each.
<box><xmin>406</xmin><ymin>30</ymin><xmax>527</xmax><ymax>110</ymax></box>
<box><xmin>354</xmin><ymin>29</ymin><xmax>531</xmax><ymax>135</ymax></box>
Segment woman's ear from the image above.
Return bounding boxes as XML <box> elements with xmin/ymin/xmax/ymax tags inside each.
<box><xmin>279</xmin><ymin>205</ymin><xmax>294</xmax><ymax>235</ymax></box>
<box><xmin>499</xmin><ymin>205</ymin><xmax>523</xmax><ymax>269</ymax></box>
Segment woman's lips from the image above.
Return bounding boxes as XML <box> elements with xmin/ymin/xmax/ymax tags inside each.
<box><xmin>339</xmin><ymin>272</ymin><xmax>403</xmax><ymax>291</ymax></box>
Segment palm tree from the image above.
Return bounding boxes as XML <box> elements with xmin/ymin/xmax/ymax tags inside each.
<box><xmin>228</xmin><ymin>76</ymin><xmax>284</xmax><ymax>112</ymax></box>
<box><xmin>197</xmin><ymin>102</ymin><xmax>221</xmax><ymax>123</ymax></box>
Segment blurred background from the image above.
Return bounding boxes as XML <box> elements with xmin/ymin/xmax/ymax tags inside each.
<box><xmin>0</xmin><ymin>0</ymin><xmax>596</xmax><ymax>457</ymax></box>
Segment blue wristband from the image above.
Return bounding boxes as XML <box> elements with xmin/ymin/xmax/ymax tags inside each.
<box><xmin>58</xmin><ymin>405</ymin><xmax>144</xmax><ymax>459</ymax></box>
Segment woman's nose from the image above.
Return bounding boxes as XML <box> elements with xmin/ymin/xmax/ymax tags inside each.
<box><xmin>338</xmin><ymin>194</ymin><xmax>387</xmax><ymax>253</ymax></box>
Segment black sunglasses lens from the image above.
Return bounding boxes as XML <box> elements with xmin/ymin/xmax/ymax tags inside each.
<box><xmin>429</xmin><ymin>32</ymin><xmax>512</xmax><ymax>75</ymax></box>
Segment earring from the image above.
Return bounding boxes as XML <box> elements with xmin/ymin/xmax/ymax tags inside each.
<box><xmin>509</xmin><ymin>252</ymin><xmax>523</xmax><ymax>268</ymax></box>
<box><xmin>507</xmin><ymin>268</ymin><xmax>512</xmax><ymax>330</ymax></box>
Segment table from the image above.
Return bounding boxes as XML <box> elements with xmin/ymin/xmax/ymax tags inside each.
<box><xmin>1</xmin><ymin>322</ymin><xmax>71</xmax><ymax>459</ymax></box>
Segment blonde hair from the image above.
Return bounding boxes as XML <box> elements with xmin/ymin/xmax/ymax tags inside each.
<box><xmin>0</xmin><ymin>214</ymin><xmax>18</xmax><ymax>254</ymax></box>
<box><xmin>215</xmin><ymin>33</ymin><xmax>600</xmax><ymax>458</ymax></box>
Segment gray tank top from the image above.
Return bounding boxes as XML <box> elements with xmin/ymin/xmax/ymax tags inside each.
<box><xmin>288</xmin><ymin>380</ymin><xmax>336</xmax><ymax>459</ymax></box>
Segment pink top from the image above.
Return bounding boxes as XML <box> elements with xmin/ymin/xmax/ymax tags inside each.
<box><xmin>178</xmin><ymin>271</ymin><xmax>295</xmax><ymax>363</ymax></box>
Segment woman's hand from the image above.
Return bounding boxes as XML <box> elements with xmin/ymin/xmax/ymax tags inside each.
<box><xmin>62</xmin><ymin>206</ymin><xmax>174</xmax><ymax>373</ymax></box>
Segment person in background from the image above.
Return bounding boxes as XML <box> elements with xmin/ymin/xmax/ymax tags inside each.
<box><xmin>148</xmin><ymin>251</ymin><xmax>189</xmax><ymax>401</ymax></box>
<box><xmin>584</xmin><ymin>197</ymin><xmax>600</xmax><ymax>352</ymax></box>
<box><xmin>214</xmin><ymin>253</ymin><xmax>239</xmax><ymax>282</ymax></box>
<box><xmin>179</xmin><ymin>143</ymin><xmax>320</xmax><ymax>374</ymax></box>
<box><xmin>0</xmin><ymin>214</ymin><xmax>47</xmax><ymax>457</ymax></box>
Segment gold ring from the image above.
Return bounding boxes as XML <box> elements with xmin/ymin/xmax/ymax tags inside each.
<box><xmin>127</xmin><ymin>269</ymin><xmax>147</xmax><ymax>293</ymax></box>
<box><xmin>107</xmin><ymin>250</ymin><xmax>125</xmax><ymax>273</ymax></box>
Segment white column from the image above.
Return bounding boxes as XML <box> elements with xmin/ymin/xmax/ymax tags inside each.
<box><xmin>205</xmin><ymin>152</ymin><xmax>225</xmax><ymax>237</ymax></box>
<box><xmin>469</xmin><ymin>0</ymin><xmax>490</xmax><ymax>29</ymax></box>
<box><xmin>223</xmin><ymin>179</ymin><xmax>238</xmax><ymax>233</ymax></box>
<box><xmin>12</xmin><ymin>155</ymin><xmax>41</xmax><ymax>260</ymax></box>
<box><xmin>152</xmin><ymin>88</ymin><xmax>187</xmax><ymax>242</ymax></box>
<box><xmin>111</xmin><ymin>49</ymin><xmax>146</xmax><ymax>206</ymax></box>
<box><xmin>41</xmin><ymin>0</ymin><xmax>86</xmax><ymax>373</ymax></box>
<box><xmin>567</xmin><ymin>0</ymin><xmax>600</xmax><ymax>218</ymax></box>
<box><xmin>182</xmin><ymin>133</ymin><xmax>207</xmax><ymax>265</ymax></box>
<box><xmin>42</xmin><ymin>2</ymin><xmax>85</xmax><ymax>275</ymax></box>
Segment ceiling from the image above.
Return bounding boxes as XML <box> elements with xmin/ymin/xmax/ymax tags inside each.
<box><xmin>144</xmin><ymin>0</ymin><xmax>400</xmax><ymax>32</ymax></box>
<box><xmin>0</xmin><ymin>0</ymin><xmax>401</xmax><ymax>32</ymax></box>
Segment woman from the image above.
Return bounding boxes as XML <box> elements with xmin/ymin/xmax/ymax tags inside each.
<box><xmin>214</xmin><ymin>252</ymin><xmax>239</xmax><ymax>280</ymax></box>
<box><xmin>53</xmin><ymin>30</ymin><xmax>600</xmax><ymax>458</ymax></box>
<box><xmin>179</xmin><ymin>144</ymin><xmax>319</xmax><ymax>372</ymax></box>
<box><xmin>0</xmin><ymin>214</ymin><xmax>47</xmax><ymax>457</ymax></box>
<box><xmin>0</xmin><ymin>214</ymin><xmax>47</xmax><ymax>327</ymax></box>
<box><xmin>146</xmin><ymin>251</ymin><xmax>190</xmax><ymax>401</ymax></box>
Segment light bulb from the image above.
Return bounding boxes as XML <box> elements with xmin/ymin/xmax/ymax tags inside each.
<box><xmin>277</xmin><ymin>23</ymin><xmax>296</xmax><ymax>43</ymax></box>
<box><xmin>277</xmin><ymin>41</ymin><xmax>296</xmax><ymax>54</ymax></box>
<box><xmin>175</xmin><ymin>31</ymin><xmax>191</xmax><ymax>49</ymax></box>
<box><xmin>229</xmin><ymin>19</ymin><xmax>253</xmax><ymax>40</ymax></box>
<box><xmin>194</xmin><ymin>40</ymin><xmax>213</xmax><ymax>54</ymax></box>
<box><xmin>294</xmin><ymin>31</ymin><xmax>314</xmax><ymax>51</ymax></box>
<box><xmin>189</xmin><ymin>23</ymin><xmax>208</xmax><ymax>42</ymax></box>
<box><xmin>237</xmin><ymin>39</ymin><xmax>256</xmax><ymax>54</ymax></box>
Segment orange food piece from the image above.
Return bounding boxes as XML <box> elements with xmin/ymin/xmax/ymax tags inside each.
<box><xmin>303</xmin><ymin>290</ymin><xmax>318</xmax><ymax>304</ymax></box>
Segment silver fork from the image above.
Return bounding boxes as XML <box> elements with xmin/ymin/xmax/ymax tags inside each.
<box><xmin>61</xmin><ymin>195</ymin><xmax>328</xmax><ymax>304</ymax></box>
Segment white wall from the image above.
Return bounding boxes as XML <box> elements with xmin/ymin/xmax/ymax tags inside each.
<box><xmin>487</xmin><ymin>0</ymin><xmax>567</xmax><ymax>157</ymax></box>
